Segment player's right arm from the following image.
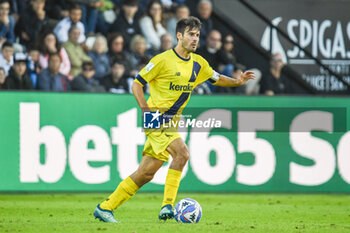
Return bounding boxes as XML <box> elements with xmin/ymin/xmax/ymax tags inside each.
<box><xmin>131</xmin><ymin>81</ymin><xmax>150</xmax><ymax>112</ymax></box>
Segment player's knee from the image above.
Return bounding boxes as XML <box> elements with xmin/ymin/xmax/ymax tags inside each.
<box><xmin>174</xmin><ymin>145</ymin><xmax>189</xmax><ymax>162</ymax></box>
<box><xmin>182</xmin><ymin>149</ymin><xmax>189</xmax><ymax>162</ymax></box>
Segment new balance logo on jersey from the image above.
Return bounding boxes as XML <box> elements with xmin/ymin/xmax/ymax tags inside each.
<box><xmin>169</xmin><ymin>82</ymin><xmax>193</xmax><ymax>91</ymax></box>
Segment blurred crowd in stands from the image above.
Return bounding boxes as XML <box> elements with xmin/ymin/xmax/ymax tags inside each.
<box><xmin>0</xmin><ymin>0</ymin><xmax>290</xmax><ymax>95</ymax></box>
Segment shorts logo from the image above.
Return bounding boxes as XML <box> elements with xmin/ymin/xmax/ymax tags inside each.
<box><xmin>143</xmin><ymin>110</ymin><xmax>161</xmax><ymax>129</ymax></box>
<box><xmin>145</xmin><ymin>62</ymin><xmax>155</xmax><ymax>73</ymax></box>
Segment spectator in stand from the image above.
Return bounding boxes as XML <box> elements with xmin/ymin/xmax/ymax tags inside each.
<box><xmin>0</xmin><ymin>41</ymin><xmax>13</xmax><ymax>75</ymax></box>
<box><xmin>54</xmin><ymin>4</ymin><xmax>86</xmax><ymax>44</ymax></box>
<box><xmin>215</xmin><ymin>63</ymin><xmax>246</xmax><ymax>94</ymax></box>
<box><xmin>27</xmin><ymin>46</ymin><xmax>41</xmax><ymax>88</ymax></box>
<box><xmin>127</xmin><ymin>56</ymin><xmax>149</xmax><ymax>93</ymax></box>
<box><xmin>9</xmin><ymin>0</ymin><xmax>26</xmax><ymax>22</ymax></box>
<box><xmin>63</xmin><ymin>25</ymin><xmax>92</xmax><ymax>78</ymax></box>
<box><xmin>88</xmin><ymin>34</ymin><xmax>110</xmax><ymax>80</ymax></box>
<box><xmin>37</xmin><ymin>52</ymin><xmax>70</xmax><ymax>91</ymax></box>
<box><xmin>73</xmin><ymin>0</ymin><xmax>104</xmax><ymax>35</ymax></box>
<box><xmin>137</xmin><ymin>0</ymin><xmax>149</xmax><ymax>14</ymax></box>
<box><xmin>109</xmin><ymin>0</ymin><xmax>140</xmax><ymax>48</ymax></box>
<box><xmin>107</xmin><ymin>32</ymin><xmax>132</xmax><ymax>71</ymax></box>
<box><xmin>192</xmin><ymin>81</ymin><xmax>212</xmax><ymax>95</ymax></box>
<box><xmin>0</xmin><ymin>67</ymin><xmax>6</xmax><ymax>89</ymax></box>
<box><xmin>5</xmin><ymin>52</ymin><xmax>34</xmax><ymax>90</ymax></box>
<box><xmin>139</xmin><ymin>0</ymin><xmax>167</xmax><ymax>51</ymax></box>
<box><xmin>260</xmin><ymin>53</ymin><xmax>294</xmax><ymax>95</ymax></box>
<box><xmin>38</xmin><ymin>31</ymin><xmax>71</xmax><ymax>77</ymax></box>
<box><xmin>95</xmin><ymin>0</ymin><xmax>116</xmax><ymax>35</ymax></box>
<box><xmin>129</xmin><ymin>34</ymin><xmax>152</xmax><ymax>72</ymax></box>
<box><xmin>197</xmin><ymin>29</ymin><xmax>222</xmax><ymax>93</ymax></box>
<box><xmin>217</xmin><ymin>34</ymin><xmax>237</xmax><ymax>76</ymax></box>
<box><xmin>197</xmin><ymin>29</ymin><xmax>222</xmax><ymax>71</ymax></box>
<box><xmin>0</xmin><ymin>0</ymin><xmax>15</xmax><ymax>44</ymax></box>
<box><xmin>101</xmin><ymin>59</ymin><xmax>129</xmax><ymax>93</ymax></box>
<box><xmin>71</xmin><ymin>61</ymin><xmax>105</xmax><ymax>92</ymax></box>
<box><xmin>16</xmin><ymin>0</ymin><xmax>48</xmax><ymax>48</ymax></box>
<box><xmin>44</xmin><ymin>0</ymin><xmax>69</xmax><ymax>21</ymax></box>
<box><xmin>28</xmin><ymin>47</ymin><xmax>40</xmax><ymax>70</ymax></box>
<box><xmin>196</xmin><ymin>0</ymin><xmax>213</xmax><ymax>48</ymax></box>
<box><xmin>159</xmin><ymin>33</ymin><xmax>173</xmax><ymax>53</ymax></box>
<box><xmin>166</xmin><ymin>4</ymin><xmax>189</xmax><ymax>43</ymax></box>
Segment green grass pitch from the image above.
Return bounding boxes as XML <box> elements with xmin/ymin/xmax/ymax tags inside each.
<box><xmin>1</xmin><ymin>193</ymin><xmax>350</xmax><ymax>233</ymax></box>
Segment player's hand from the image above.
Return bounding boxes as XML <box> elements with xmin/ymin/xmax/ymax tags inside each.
<box><xmin>237</xmin><ymin>70</ymin><xmax>255</xmax><ymax>85</ymax></box>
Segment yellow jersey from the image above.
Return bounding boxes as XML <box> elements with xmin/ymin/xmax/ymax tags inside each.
<box><xmin>135</xmin><ymin>48</ymin><xmax>218</xmax><ymax>118</ymax></box>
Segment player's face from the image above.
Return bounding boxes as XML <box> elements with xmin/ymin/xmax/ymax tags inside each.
<box><xmin>180</xmin><ymin>27</ymin><xmax>200</xmax><ymax>53</ymax></box>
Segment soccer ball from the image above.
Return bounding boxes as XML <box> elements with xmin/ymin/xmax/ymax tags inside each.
<box><xmin>174</xmin><ymin>198</ymin><xmax>202</xmax><ymax>223</ymax></box>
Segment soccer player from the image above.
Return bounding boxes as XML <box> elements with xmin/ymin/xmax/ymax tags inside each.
<box><xmin>93</xmin><ymin>16</ymin><xmax>255</xmax><ymax>223</ymax></box>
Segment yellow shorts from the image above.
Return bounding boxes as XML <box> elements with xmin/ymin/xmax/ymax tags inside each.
<box><xmin>143</xmin><ymin>128</ymin><xmax>182</xmax><ymax>162</ymax></box>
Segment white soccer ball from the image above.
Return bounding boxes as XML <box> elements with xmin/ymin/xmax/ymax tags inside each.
<box><xmin>174</xmin><ymin>198</ymin><xmax>202</xmax><ymax>223</ymax></box>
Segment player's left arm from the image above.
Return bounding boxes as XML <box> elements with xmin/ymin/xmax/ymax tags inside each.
<box><xmin>213</xmin><ymin>71</ymin><xmax>255</xmax><ymax>87</ymax></box>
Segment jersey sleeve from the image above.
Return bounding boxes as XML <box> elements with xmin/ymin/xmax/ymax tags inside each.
<box><xmin>134</xmin><ymin>55</ymin><xmax>163</xmax><ymax>86</ymax></box>
<box><xmin>194</xmin><ymin>56</ymin><xmax>219</xmax><ymax>86</ymax></box>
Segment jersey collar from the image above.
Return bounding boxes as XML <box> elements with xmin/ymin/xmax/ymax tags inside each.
<box><xmin>172</xmin><ymin>48</ymin><xmax>191</xmax><ymax>62</ymax></box>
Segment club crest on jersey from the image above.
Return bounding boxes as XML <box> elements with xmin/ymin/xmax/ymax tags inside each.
<box><xmin>169</xmin><ymin>82</ymin><xmax>193</xmax><ymax>91</ymax></box>
<box><xmin>175</xmin><ymin>72</ymin><xmax>181</xmax><ymax>76</ymax></box>
<box><xmin>145</xmin><ymin>62</ymin><xmax>155</xmax><ymax>73</ymax></box>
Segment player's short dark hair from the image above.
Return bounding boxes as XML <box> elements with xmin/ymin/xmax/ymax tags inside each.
<box><xmin>176</xmin><ymin>16</ymin><xmax>202</xmax><ymax>36</ymax></box>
